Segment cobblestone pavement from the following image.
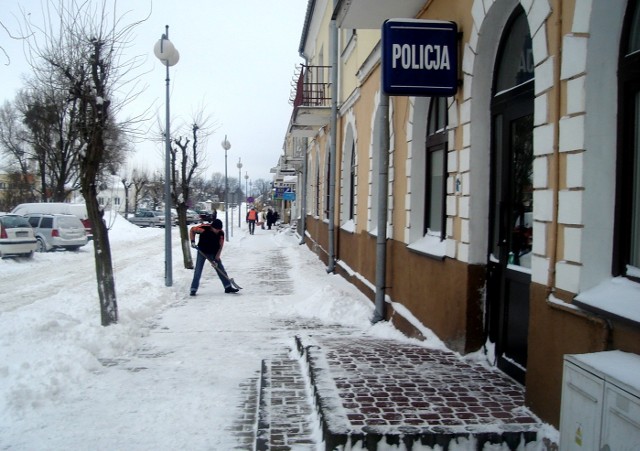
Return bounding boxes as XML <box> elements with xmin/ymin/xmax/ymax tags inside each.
<box><xmin>296</xmin><ymin>334</ymin><xmax>546</xmax><ymax>450</ymax></box>
<box><xmin>247</xmin><ymin>321</ymin><xmax>552</xmax><ymax>450</ymax></box>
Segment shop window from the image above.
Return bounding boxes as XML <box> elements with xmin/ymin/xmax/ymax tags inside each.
<box><xmin>424</xmin><ymin>97</ymin><xmax>448</xmax><ymax>238</ymax></box>
<box><xmin>315</xmin><ymin>164</ymin><xmax>320</xmax><ymax>217</ymax></box>
<box><xmin>616</xmin><ymin>0</ymin><xmax>640</xmax><ymax>279</ymax></box>
<box><xmin>348</xmin><ymin>143</ymin><xmax>356</xmax><ymax>220</ymax></box>
<box><xmin>325</xmin><ymin>152</ymin><xmax>331</xmax><ymax>220</ymax></box>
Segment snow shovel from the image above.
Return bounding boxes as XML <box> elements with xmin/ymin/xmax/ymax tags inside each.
<box><xmin>198</xmin><ymin>250</ymin><xmax>243</xmax><ymax>290</ymax></box>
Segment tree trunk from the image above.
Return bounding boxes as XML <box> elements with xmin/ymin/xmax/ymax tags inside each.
<box><xmin>86</xmin><ymin>193</ymin><xmax>118</xmax><ymax>325</ymax></box>
<box><xmin>177</xmin><ymin>203</ymin><xmax>193</xmax><ymax>269</ymax></box>
<box><xmin>81</xmin><ymin>118</ymin><xmax>118</xmax><ymax>325</ymax></box>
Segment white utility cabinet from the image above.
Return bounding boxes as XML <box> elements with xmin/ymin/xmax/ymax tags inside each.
<box><xmin>560</xmin><ymin>350</ymin><xmax>640</xmax><ymax>451</ymax></box>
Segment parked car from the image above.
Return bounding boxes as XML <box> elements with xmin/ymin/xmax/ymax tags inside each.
<box><xmin>11</xmin><ymin>203</ymin><xmax>92</xmax><ymax>240</ymax></box>
<box><xmin>128</xmin><ymin>210</ymin><xmax>165</xmax><ymax>227</ymax></box>
<box><xmin>186</xmin><ymin>209</ymin><xmax>200</xmax><ymax>224</ymax></box>
<box><xmin>25</xmin><ymin>213</ymin><xmax>88</xmax><ymax>252</ymax></box>
<box><xmin>0</xmin><ymin>214</ymin><xmax>38</xmax><ymax>258</ymax></box>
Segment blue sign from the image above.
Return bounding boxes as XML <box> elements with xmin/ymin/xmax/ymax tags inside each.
<box><xmin>283</xmin><ymin>192</ymin><xmax>296</xmax><ymax>201</ymax></box>
<box><xmin>274</xmin><ymin>187</ymin><xmax>291</xmax><ymax>199</ymax></box>
<box><xmin>382</xmin><ymin>19</ymin><xmax>458</xmax><ymax>97</ymax></box>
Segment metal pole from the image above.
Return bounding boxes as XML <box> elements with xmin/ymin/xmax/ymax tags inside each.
<box><xmin>224</xmin><ymin>145</ymin><xmax>229</xmax><ymax>240</ymax></box>
<box><xmin>326</xmin><ymin>10</ymin><xmax>338</xmax><ymax>273</ymax></box>
<box><xmin>237</xmin><ymin>158</ymin><xmax>242</xmax><ymax>228</ymax></box>
<box><xmin>163</xmin><ymin>26</ymin><xmax>172</xmax><ymax>287</ymax></box>
<box><xmin>372</xmin><ymin>92</ymin><xmax>390</xmax><ymax>324</ymax></box>
<box><xmin>299</xmin><ymin>138</ymin><xmax>308</xmax><ymax>245</ymax></box>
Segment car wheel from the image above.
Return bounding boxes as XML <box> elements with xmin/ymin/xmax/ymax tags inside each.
<box><xmin>36</xmin><ymin>237</ymin><xmax>47</xmax><ymax>252</ymax></box>
<box><xmin>24</xmin><ymin>251</ymin><xmax>34</xmax><ymax>259</ymax></box>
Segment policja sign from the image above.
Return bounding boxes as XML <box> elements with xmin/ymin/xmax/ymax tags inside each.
<box><xmin>382</xmin><ymin>19</ymin><xmax>458</xmax><ymax>97</ymax></box>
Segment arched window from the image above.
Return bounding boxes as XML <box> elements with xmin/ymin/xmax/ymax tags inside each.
<box><xmin>424</xmin><ymin>97</ymin><xmax>448</xmax><ymax>238</ymax></box>
<box><xmin>315</xmin><ymin>162</ymin><xmax>320</xmax><ymax>217</ymax></box>
<box><xmin>325</xmin><ymin>151</ymin><xmax>331</xmax><ymax>220</ymax></box>
<box><xmin>615</xmin><ymin>0</ymin><xmax>640</xmax><ymax>278</ymax></box>
<box><xmin>349</xmin><ymin>143</ymin><xmax>356</xmax><ymax>220</ymax></box>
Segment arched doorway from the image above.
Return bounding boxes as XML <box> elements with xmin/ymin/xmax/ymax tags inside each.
<box><xmin>486</xmin><ymin>6</ymin><xmax>535</xmax><ymax>384</ymax></box>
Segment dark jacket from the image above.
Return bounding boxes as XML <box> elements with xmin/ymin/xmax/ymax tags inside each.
<box><xmin>190</xmin><ymin>223</ymin><xmax>224</xmax><ymax>255</ymax></box>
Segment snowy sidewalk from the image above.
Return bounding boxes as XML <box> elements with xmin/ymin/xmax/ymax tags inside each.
<box><xmin>0</xmin><ymin>216</ymin><xmax>558</xmax><ymax>450</ymax></box>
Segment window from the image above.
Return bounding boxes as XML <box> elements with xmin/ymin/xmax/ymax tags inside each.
<box><xmin>325</xmin><ymin>152</ymin><xmax>331</xmax><ymax>220</ymax></box>
<box><xmin>315</xmin><ymin>164</ymin><xmax>320</xmax><ymax>217</ymax></box>
<box><xmin>616</xmin><ymin>0</ymin><xmax>640</xmax><ymax>278</ymax></box>
<box><xmin>424</xmin><ymin>97</ymin><xmax>448</xmax><ymax>238</ymax></box>
<box><xmin>349</xmin><ymin>143</ymin><xmax>356</xmax><ymax>220</ymax></box>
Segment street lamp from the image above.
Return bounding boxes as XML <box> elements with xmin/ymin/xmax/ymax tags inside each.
<box><xmin>244</xmin><ymin>171</ymin><xmax>249</xmax><ymax>200</ymax></box>
<box><xmin>221</xmin><ymin>136</ymin><xmax>231</xmax><ymax>241</ymax></box>
<box><xmin>237</xmin><ymin>158</ymin><xmax>243</xmax><ymax>228</ymax></box>
<box><xmin>154</xmin><ymin>25</ymin><xmax>180</xmax><ymax>287</ymax></box>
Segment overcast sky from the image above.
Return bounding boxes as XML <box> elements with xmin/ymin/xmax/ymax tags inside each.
<box><xmin>0</xmin><ymin>0</ymin><xmax>308</xmax><ymax>185</ymax></box>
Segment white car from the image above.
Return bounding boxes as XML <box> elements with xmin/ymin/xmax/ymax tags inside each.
<box><xmin>11</xmin><ymin>202</ymin><xmax>92</xmax><ymax>239</ymax></box>
<box><xmin>24</xmin><ymin>213</ymin><xmax>88</xmax><ymax>252</ymax></box>
<box><xmin>0</xmin><ymin>214</ymin><xmax>38</xmax><ymax>258</ymax></box>
<box><xmin>128</xmin><ymin>210</ymin><xmax>166</xmax><ymax>227</ymax></box>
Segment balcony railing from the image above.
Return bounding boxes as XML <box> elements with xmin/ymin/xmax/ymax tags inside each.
<box><xmin>290</xmin><ymin>65</ymin><xmax>332</xmax><ymax>108</ymax></box>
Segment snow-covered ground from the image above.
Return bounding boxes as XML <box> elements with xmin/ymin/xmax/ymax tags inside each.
<box><xmin>0</xmin><ymin>211</ymin><xmax>559</xmax><ymax>449</ymax></box>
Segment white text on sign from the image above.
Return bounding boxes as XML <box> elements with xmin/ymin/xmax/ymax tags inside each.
<box><xmin>391</xmin><ymin>44</ymin><xmax>451</xmax><ymax>70</ymax></box>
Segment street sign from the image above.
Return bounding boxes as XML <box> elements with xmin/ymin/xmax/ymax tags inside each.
<box><xmin>283</xmin><ymin>192</ymin><xmax>296</xmax><ymax>201</ymax></box>
<box><xmin>382</xmin><ymin>19</ymin><xmax>458</xmax><ymax>97</ymax></box>
<box><xmin>246</xmin><ymin>196</ymin><xmax>254</xmax><ymax>203</ymax></box>
<box><xmin>274</xmin><ymin>187</ymin><xmax>292</xmax><ymax>199</ymax></box>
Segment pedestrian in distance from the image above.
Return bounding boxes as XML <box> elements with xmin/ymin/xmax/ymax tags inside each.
<box><xmin>246</xmin><ymin>206</ymin><xmax>258</xmax><ymax>235</ymax></box>
<box><xmin>266</xmin><ymin>208</ymin><xmax>275</xmax><ymax>230</ymax></box>
<box><xmin>189</xmin><ymin>217</ymin><xmax>239</xmax><ymax>295</ymax></box>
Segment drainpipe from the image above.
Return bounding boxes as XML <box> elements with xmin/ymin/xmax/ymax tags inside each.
<box><xmin>299</xmin><ymin>137</ymin><xmax>308</xmax><ymax>245</ymax></box>
<box><xmin>372</xmin><ymin>92</ymin><xmax>390</xmax><ymax>323</ymax></box>
<box><xmin>546</xmin><ymin>0</ymin><xmax>562</xmax><ymax>293</ymax></box>
<box><xmin>326</xmin><ymin>6</ymin><xmax>338</xmax><ymax>273</ymax></box>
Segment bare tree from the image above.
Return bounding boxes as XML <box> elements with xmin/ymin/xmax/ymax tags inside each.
<box><xmin>169</xmin><ymin>113</ymin><xmax>218</xmax><ymax>269</ymax></box>
<box><xmin>130</xmin><ymin>168</ymin><xmax>148</xmax><ymax>213</ymax></box>
<box><xmin>18</xmin><ymin>0</ymin><xmax>147</xmax><ymax>326</ymax></box>
<box><xmin>253</xmin><ymin>178</ymin><xmax>273</xmax><ymax>204</ymax></box>
<box><xmin>18</xmin><ymin>87</ymin><xmax>83</xmax><ymax>201</ymax></box>
<box><xmin>0</xmin><ymin>101</ymin><xmax>38</xmax><ymax>203</ymax></box>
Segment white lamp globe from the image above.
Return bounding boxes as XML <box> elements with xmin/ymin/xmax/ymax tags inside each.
<box><xmin>154</xmin><ymin>39</ymin><xmax>179</xmax><ymax>67</ymax></box>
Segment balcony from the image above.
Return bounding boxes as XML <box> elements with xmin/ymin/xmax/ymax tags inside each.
<box><xmin>333</xmin><ymin>0</ymin><xmax>424</xmax><ymax>29</ymax></box>
<box><xmin>288</xmin><ymin>65</ymin><xmax>332</xmax><ymax>138</ymax></box>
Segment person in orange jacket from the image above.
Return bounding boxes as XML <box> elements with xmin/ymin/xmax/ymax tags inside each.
<box><xmin>246</xmin><ymin>206</ymin><xmax>258</xmax><ymax>235</ymax></box>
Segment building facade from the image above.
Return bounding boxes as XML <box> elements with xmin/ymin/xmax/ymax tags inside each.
<box><xmin>281</xmin><ymin>0</ymin><xmax>640</xmax><ymax>426</ymax></box>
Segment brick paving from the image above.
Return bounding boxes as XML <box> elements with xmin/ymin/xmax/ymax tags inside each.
<box><xmin>257</xmin><ymin>350</ymin><xmax>319</xmax><ymax>450</ymax></box>
<box><xmin>294</xmin><ymin>334</ymin><xmax>545</xmax><ymax>450</ymax></box>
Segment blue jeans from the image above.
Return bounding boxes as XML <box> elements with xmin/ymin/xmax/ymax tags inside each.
<box><xmin>190</xmin><ymin>251</ymin><xmax>230</xmax><ymax>293</ymax></box>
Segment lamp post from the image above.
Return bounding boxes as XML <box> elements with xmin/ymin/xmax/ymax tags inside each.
<box><xmin>221</xmin><ymin>136</ymin><xmax>231</xmax><ymax>241</ymax></box>
<box><xmin>244</xmin><ymin>171</ymin><xmax>249</xmax><ymax>200</ymax></box>
<box><xmin>237</xmin><ymin>158</ymin><xmax>243</xmax><ymax>228</ymax></box>
<box><xmin>154</xmin><ymin>25</ymin><xmax>180</xmax><ymax>287</ymax></box>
